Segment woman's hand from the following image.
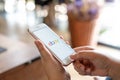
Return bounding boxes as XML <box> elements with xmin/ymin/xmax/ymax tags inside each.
<box><xmin>35</xmin><ymin>40</ymin><xmax>70</xmax><ymax>80</ymax></box>
<box><xmin>71</xmin><ymin>47</ymin><xmax>111</xmax><ymax>76</ymax></box>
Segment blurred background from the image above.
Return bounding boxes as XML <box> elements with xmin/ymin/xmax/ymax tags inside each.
<box><xmin>0</xmin><ymin>0</ymin><xmax>120</xmax><ymax>48</ymax></box>
<box><xmin>0</xmin><ymin>0</ymin><xmax>120</xmax><ymax>80</ymax></box>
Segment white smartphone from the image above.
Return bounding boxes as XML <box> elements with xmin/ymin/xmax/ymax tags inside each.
<box><xmin>29</xmin><ymin>23</ymin><xmax>75</xmax><ymax>66</ymax></box>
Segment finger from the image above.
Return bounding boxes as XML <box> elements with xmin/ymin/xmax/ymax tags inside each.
<box><xmin>85</xmin><ymin>68</ymin><xmax>91</xmax><ymax>75</ymax></box>
<box><xmin>34</xmin><ymin>40</ymin><xmax>53</xmax><ymax>60</ymax></box>
<box><xmin>70</xmin><ymin>50</ymin><xmax>95</xmax><ymax>60</ymax></box>
<box><xmin>60</xmin><ymin>35</ymin><xmax>64</xmax><ymax>40</ymax></box>
<box><xmin>91</xmin><ymin>69</ymin><xmax>107</xmax><ymax>76</ymax></box>
<box><xmin>73</xmin><ymin>61</ymin><xmax>92</xmax><ymax>75</ymax></box>
<box><xmin>74</xmin><ymin>46</ymin><xmax>94</xmax><ymax>52</ymax></box>
<box><xmin>66</xmin><ymin>41</ymin><xmax>70</xmax><ymax>45</ymax></box>
<box><xmin>73</xmin><ymin>61</ymin><xmax>86</xmax><ymax>75</ymax></box>
<box><xmin>60</xmin><ymin>35</ymin><xmax>70</xmax><ymax>45</ymax></box>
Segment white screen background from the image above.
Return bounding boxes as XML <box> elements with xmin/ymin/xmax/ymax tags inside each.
<box><xmin>33</xmin><ymin>27</ymin><xmax>75</xmax><ymax>60</ymax></box>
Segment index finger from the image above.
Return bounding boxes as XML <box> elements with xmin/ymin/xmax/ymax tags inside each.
<box><xmin>74</xmin><ymin>46</ymin><xmax>94</xmax><ymax>52</ymax></box>
<box><xmin>70</xmin><ymin>50</ymin><xmax>95</xmax><ymax>60</ymax></box>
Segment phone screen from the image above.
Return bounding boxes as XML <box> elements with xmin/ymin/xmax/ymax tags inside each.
<box><xmin>33</xmin><ymin>27</ymin><xmax>75</xmax><ymax>61</ymax></box>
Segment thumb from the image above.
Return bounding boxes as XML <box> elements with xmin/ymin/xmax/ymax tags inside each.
<box><xmin>35</xmin><ymin>40</ymin><xmax>52</xmax><ymax>60</ymax></box>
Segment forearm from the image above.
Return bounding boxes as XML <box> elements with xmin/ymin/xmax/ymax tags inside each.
<box><xmin>108</xmin><ymin>60</ymin><xmax>120</xmax><ymax>80</ymax></box>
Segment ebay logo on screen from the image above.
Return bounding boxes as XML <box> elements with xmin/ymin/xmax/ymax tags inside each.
<box><xmin>48</xmin><ymin>39</ymin><xmax>59</xmax><ymax>46</ymax></box>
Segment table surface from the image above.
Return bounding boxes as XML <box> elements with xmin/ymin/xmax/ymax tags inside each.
<box><xmin>0</xmin><ymin>34</ymin><xmax>40</xmax><ymax>74</ymax></box>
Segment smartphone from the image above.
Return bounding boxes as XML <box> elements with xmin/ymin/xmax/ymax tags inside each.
<box><xmin>29</xmin><ymin>23</ymin><xmax>75</xmax><ymax>66</ymax></box>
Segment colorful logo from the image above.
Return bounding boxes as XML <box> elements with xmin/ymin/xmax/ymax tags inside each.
<box><xmin>48</xmin><ymin>39</ymin><xmax>59</xmax><ymax>46</ymax></box>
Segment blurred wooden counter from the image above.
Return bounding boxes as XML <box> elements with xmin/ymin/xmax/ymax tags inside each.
<box><xmin>0</xmin><ymin>34</ymin><xmax>47</xmax><ymax>80</ymax></box>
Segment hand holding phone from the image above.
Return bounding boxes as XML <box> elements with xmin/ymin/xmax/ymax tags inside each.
<box><xmin>29</xmin><ymin>23</ymin><xmax>75</xmax><ymax>66</ymax></box>
<box><xmin>35</xmin><ymin>40</ymin><xmax>71</xmax><ymax>80</ymax></box>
